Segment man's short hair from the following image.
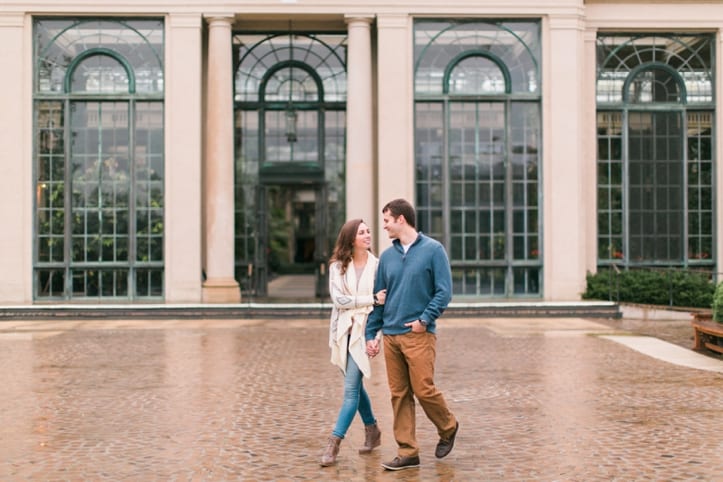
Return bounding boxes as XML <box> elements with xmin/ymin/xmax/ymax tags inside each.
<box><xmin>382</xmin><ymin>198</ymin><xmax>416</xmax><ymax>229</ymax></box>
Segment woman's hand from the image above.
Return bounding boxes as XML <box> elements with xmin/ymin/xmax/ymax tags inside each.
<box><xmin>366</xmin><ymin>339</ymin><xmax>380</xmax><ymax>358</ymax></box>
<box><xmin>375</xmin><ymin>289</ymin><xmax>386</xmax><ymax>305</ymax></box>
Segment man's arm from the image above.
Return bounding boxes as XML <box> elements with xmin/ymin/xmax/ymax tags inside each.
<box><xmin>365</xmin><ymin>262</ymin><xmax>385</xmax><ymax>341</ymax></box>
<box><xmin>365</xmin><ymin>295</ymin><xmax>384</xmax><ymax>341</ymax></box>
<box><xmin>420</xmin><ymin>244</ymin><xmax>453</xmax><ymax>324</ymax></box>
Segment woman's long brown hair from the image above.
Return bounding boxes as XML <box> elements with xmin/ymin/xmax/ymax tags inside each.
<box><xmin>329</xmin><ymin>218</ymin><xmax>368</xmax><ymax>275</ymax></box>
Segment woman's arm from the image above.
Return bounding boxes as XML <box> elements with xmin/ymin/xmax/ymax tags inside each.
<box><xmin>328</xmin><ymin>263</ymin><xmax>375</xmax><ymax>309</ymax></box>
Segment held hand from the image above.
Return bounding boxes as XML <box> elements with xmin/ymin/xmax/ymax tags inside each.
<box><xmin>375</xmin><ymin>289</ymin><xmax>387</xmax><ymax>305</ymax></box>
<box><xmin>404</xmin><ymin>319</ymin><xmax>427</xmax><ymax>333</ymax></box>
<box><xmin>366</xmin><ymin>339</ymin><xmax>380</xmax><ymax>358</ymax></box>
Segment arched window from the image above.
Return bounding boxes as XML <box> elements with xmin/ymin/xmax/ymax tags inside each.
<box><xmin>234</xmin><ymin>33</ymin><xmax>346</xmax><ymax>169</ymax></box>
<box><xmin>68</xmin><ymin>51</ymin><xmax>132</xmax><ymax>94</ymax></box>
<box><xmin>261</xmin><ymin>64</ymin><xmax>320</xmax><ymax>102</ymax></box>
<box><xmin>596</xmin><ymin>34</ymin><xmax>715</xmax><ymax>269</ymax></box>
<box><xmin>232</xmin><ymin>32</ymin><xmax>347</xmax><ymax>297</ymax></box>
<box><xmin>623</xmin><ymin>65</ymin><xmax>684</xmax><ymax>104</ymax></box>
<box><xmin>445</xmin><ymin>53</ymin><xmax>509</xmax><ymax>95</ymax></box>
<box><xmin>414</xmin><ymin>20</ymin><xmax>542</xmax><ymax>298</ymax></box>
<box><xmin>33</xmin><ymin>19</ymin><xmax>164</xmax><ymax>300</ymax></box>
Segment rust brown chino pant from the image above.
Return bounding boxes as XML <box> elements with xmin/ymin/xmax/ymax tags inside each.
<box><xmin>383</xmin><ymin>331</ymin><xmax>457</xmax><ymax>457</ymax></box>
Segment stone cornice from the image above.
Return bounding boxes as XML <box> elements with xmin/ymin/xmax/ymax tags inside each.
<box><xmin>0</xmin><ymin>13</ymin><xmax>24</xmax><ymax>27</ymax></box>
<box><xmin>376</xmin><ymin>13</ymin><xmax>408</xmax><ymax>29</ymax></box>
<box><xmin>168</xmin><ymin>13</ymin><xmax>202</xmax><ymax>28</ymax></box>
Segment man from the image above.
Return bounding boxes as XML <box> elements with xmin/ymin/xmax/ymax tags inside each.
<box><xmin>365</xmin><ymin>198</ymin><xmax>459</xmax><ymax>471</ymax></box>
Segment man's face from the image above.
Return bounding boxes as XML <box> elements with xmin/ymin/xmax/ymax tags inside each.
<box><xmin>382</xmin><ymin>211</ymin><xmax>401</xmax><ymax>239</ymax></box>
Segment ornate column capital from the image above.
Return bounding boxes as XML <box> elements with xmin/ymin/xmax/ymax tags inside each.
<box><xmin>344</xmin><ymin>14</ymin><xmax>374</xmax><ymax>25</ymax></box>
<box><xmin>203</xmin><ymin>14</ymin><xmax>235</xmax><ymax>27</ymax></box>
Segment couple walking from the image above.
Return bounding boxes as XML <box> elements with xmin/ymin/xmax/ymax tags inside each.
<box><xmin>321</xmin><ymin>198</ymin><xmax>459</xmax><ymax>471</ymax></box>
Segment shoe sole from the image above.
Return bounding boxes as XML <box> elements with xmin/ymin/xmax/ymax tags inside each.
<box><xmin>381</xmin><ymin>462</ymin><xmax>420</xmax><ymax>471</ymax></box>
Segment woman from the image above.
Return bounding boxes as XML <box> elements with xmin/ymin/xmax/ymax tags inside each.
<box><xmin>320</xmin><ymin>219</ymin><xmax>386</xmax><ymax>467</ymax></box>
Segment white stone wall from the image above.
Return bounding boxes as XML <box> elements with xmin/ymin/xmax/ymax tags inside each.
<box><xmin>1</xmin><ymin>1</ymin><xmax>722</xmax><ymax>303</ymax></box>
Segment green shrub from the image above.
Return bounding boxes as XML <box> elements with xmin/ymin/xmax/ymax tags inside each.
<box><xmin>712</xmin><ymin>282</ymin><xmax>723</xmax><ymax>323</ymax></box>
<box><xmin>582</xmin><ymin>268</ymin><xmax>715</xmax><ymax>308</ymax></box>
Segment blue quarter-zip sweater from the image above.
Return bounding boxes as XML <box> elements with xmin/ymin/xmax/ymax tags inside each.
<box><xmin>365</xmin><ymin>233</ymin><xmax>452</xmax><ymax>339</ymax></box>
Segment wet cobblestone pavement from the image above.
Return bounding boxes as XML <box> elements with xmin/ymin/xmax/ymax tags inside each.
<box><xmin>1</xmin><ymin>317</ymin><xmax>722</xmax><ymax>481</ymax></box>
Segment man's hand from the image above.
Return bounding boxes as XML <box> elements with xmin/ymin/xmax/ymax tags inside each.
<box><xmin>404</xmin><ymin>319</ymin><xmax>427</xmax><ymax>333</ymax></box>
<box><xmin>366</xmin><ymin>339</ymin><xmax>380</xmax><ymax>358</ymax></box>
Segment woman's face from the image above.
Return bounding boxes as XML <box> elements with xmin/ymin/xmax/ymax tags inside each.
<box><xmin>354</xmin><ymin>222</ymin><xmax>372</xmax><ymax>251</ymax></box>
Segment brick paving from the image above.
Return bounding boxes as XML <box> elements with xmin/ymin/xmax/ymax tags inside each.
<box><xmin>596</xmin><ymin>309</ymin><xmax>723</xmax><ymax>361</ymax></box>
<box><xmin>0</xmin><ymin>317</ymin><xmax>722</xmax><ymax>481</ymax></box>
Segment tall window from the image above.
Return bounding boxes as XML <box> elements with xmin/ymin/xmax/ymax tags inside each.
<box><xmin>34</xmin><ymin>19</ymin><xmax>164</xmax><ymax>300</ymax></box>
<box><xmin>233</xmin><ymin>32</ymin><xmax>347</xmax><ymax>295</ymax></box>
<box><xmin>596</xmin><ymin>34</ymin><xmax>715</xmax><ymax>269</ymax></box>
<box><xmin>414</xmin><ymin>20</ymin><xmax>542</xmax><ymax>297</ymax></box>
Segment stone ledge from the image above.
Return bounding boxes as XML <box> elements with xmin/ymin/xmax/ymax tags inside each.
<box><xmin>0</xmin><ymin>301</ymin><xmax>620</xmax><ymax>321</ymax></box>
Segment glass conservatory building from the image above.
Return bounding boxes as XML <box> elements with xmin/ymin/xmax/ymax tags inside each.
<box><xmin>0</xmin><ymin>0</ymin><xmax>721</xmax><ymax>305</ymax></box>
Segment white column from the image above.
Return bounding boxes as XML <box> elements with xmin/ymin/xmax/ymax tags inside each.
<box><xmin>165</xmin><ymin>13</ymin><xmax>203</xmax><ymax>302</ymax></box>
<box><xmin>344</xmin><ymin>15</ymin><xmax>375</xmax><ymax>227</ymax></box>
<box><xmin>375</xmin><ymin>14</ymin><xmax>413</xmax><ymax>249</ymax></box>
<box><xmin>0</xmin><ymin>13</ymin><xmax>30</xmax><ymax>303</ymax></box>
<box><xmin>203</xmin><ymin>15</ymin><xmax>240</xmax><ymax>303</ymax></box>
<box><xmin>543</xmin><ymin>14</ymin><xmax>587</xmax><ymax>300</ymax></box>
<box><xmin>583</xmin><ymin>28</ymin><xmax>599</xmax><ymax>275</ymax></box>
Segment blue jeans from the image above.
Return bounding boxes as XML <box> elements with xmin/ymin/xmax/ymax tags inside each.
<box><xmin>332</xmin><ymin>352</ymin><xmax>376</xmax><ymax>438</ymax></box>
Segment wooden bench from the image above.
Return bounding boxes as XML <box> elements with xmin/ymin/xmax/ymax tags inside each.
<box><xmin>691</xmin><ymin>318</ymin><xmax>723</xmax><ymax>355</ymax></box>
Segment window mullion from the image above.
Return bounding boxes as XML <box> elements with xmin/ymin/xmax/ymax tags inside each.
<box><xmin>128</xmin><ymin>99</ymin><xmax>136</xmax><ymax>297</ymax></box>
<box><xmin>64</xmin><ymin>98</ymin><xmax>73</xmax><ymax>299</ymax></box>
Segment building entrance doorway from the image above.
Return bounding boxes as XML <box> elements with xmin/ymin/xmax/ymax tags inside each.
<box><xmin>257</xmin><ymin>184</ymin><xmax>330</xmax><ymax>300</ymax></box>
<box><xmin>233</xmin><ymin>29</ymin><xmax>347</xmax><ymax>302</ymax></box>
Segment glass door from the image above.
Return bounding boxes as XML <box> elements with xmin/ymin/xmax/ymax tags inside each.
<box><xmin>250</xmin><ymin>184</ymin><xmax>331</xmax><ymax>300</ymax></box>
<box><xmin>314</xmin><ymin>184</ymin><xmax>330</xmax><ymax>298</ymax></box>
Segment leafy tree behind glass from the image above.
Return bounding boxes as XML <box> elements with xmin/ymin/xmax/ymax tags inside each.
<box><xmin>36</xmin><ymin>107</ymin><xmax>163</xmax><ymax>296</ymax></box>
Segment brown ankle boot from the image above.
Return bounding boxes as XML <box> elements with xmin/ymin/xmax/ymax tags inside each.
<box><xmin>320</xmin><ymin>435</ymin><xmax>342</xmax><ymax>466</ymax></box>
<box><xmin>358</xmin><ymin>423</ymin><xmax>381</xmax><ymax>454</ymax></box>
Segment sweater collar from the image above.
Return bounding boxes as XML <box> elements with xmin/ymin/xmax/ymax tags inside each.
<box><xmin>393</xmin><ymin>232</ymin><xmax>423</xmax><ymax>251</ymax></box>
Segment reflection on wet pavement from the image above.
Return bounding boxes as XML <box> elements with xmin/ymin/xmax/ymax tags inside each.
<box><xmin>0</xmin><ymin>317</ymin><xmax>721</xmax><ymax>481</ymax></box>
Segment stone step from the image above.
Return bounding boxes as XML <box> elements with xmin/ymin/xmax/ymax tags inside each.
<box><xmin>0</xmin><ymin>301</ymin><xmax>620</xmax><ymax>320</ymax></box>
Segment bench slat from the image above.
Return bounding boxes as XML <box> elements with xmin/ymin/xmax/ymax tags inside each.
<box><xmin>691</xmin><ymin>320</ymin><xmax>723</xmax><ymax>353</ymax></box>
<box><xmin>703</xmin><ymin>342</ymin><xmax>723</xmax><ymax>354</ymax></box>
<box><xmin>691</xmin><ymin>321</ymin><xmax>723</xmax><ymax>336</ymax></box>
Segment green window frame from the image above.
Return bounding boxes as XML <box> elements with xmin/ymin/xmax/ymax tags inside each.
<box><xmin>232</xmin><ymin>32</ymin><xmax>347</xmax><ymax>296</ymax></box>
<box><xmin>596</xmin><ymin>33</ymin><xmax>715</xmax><ymax>270</ymax></box>
<box><xmin>33</xmin><ymin>18</ymin><xmax>165</xmax><ymax>300</ymax></box>
<box><xmin>414</xmin><ymin>19</ymin><xmax>542</xmax><ymax>298</ymax></box>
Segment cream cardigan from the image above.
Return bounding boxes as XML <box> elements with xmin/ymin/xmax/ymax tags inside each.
<box><xmin>328</xmin><ymin>254</ymin><xmax>378</xmax><ymax>378</ymax></box>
